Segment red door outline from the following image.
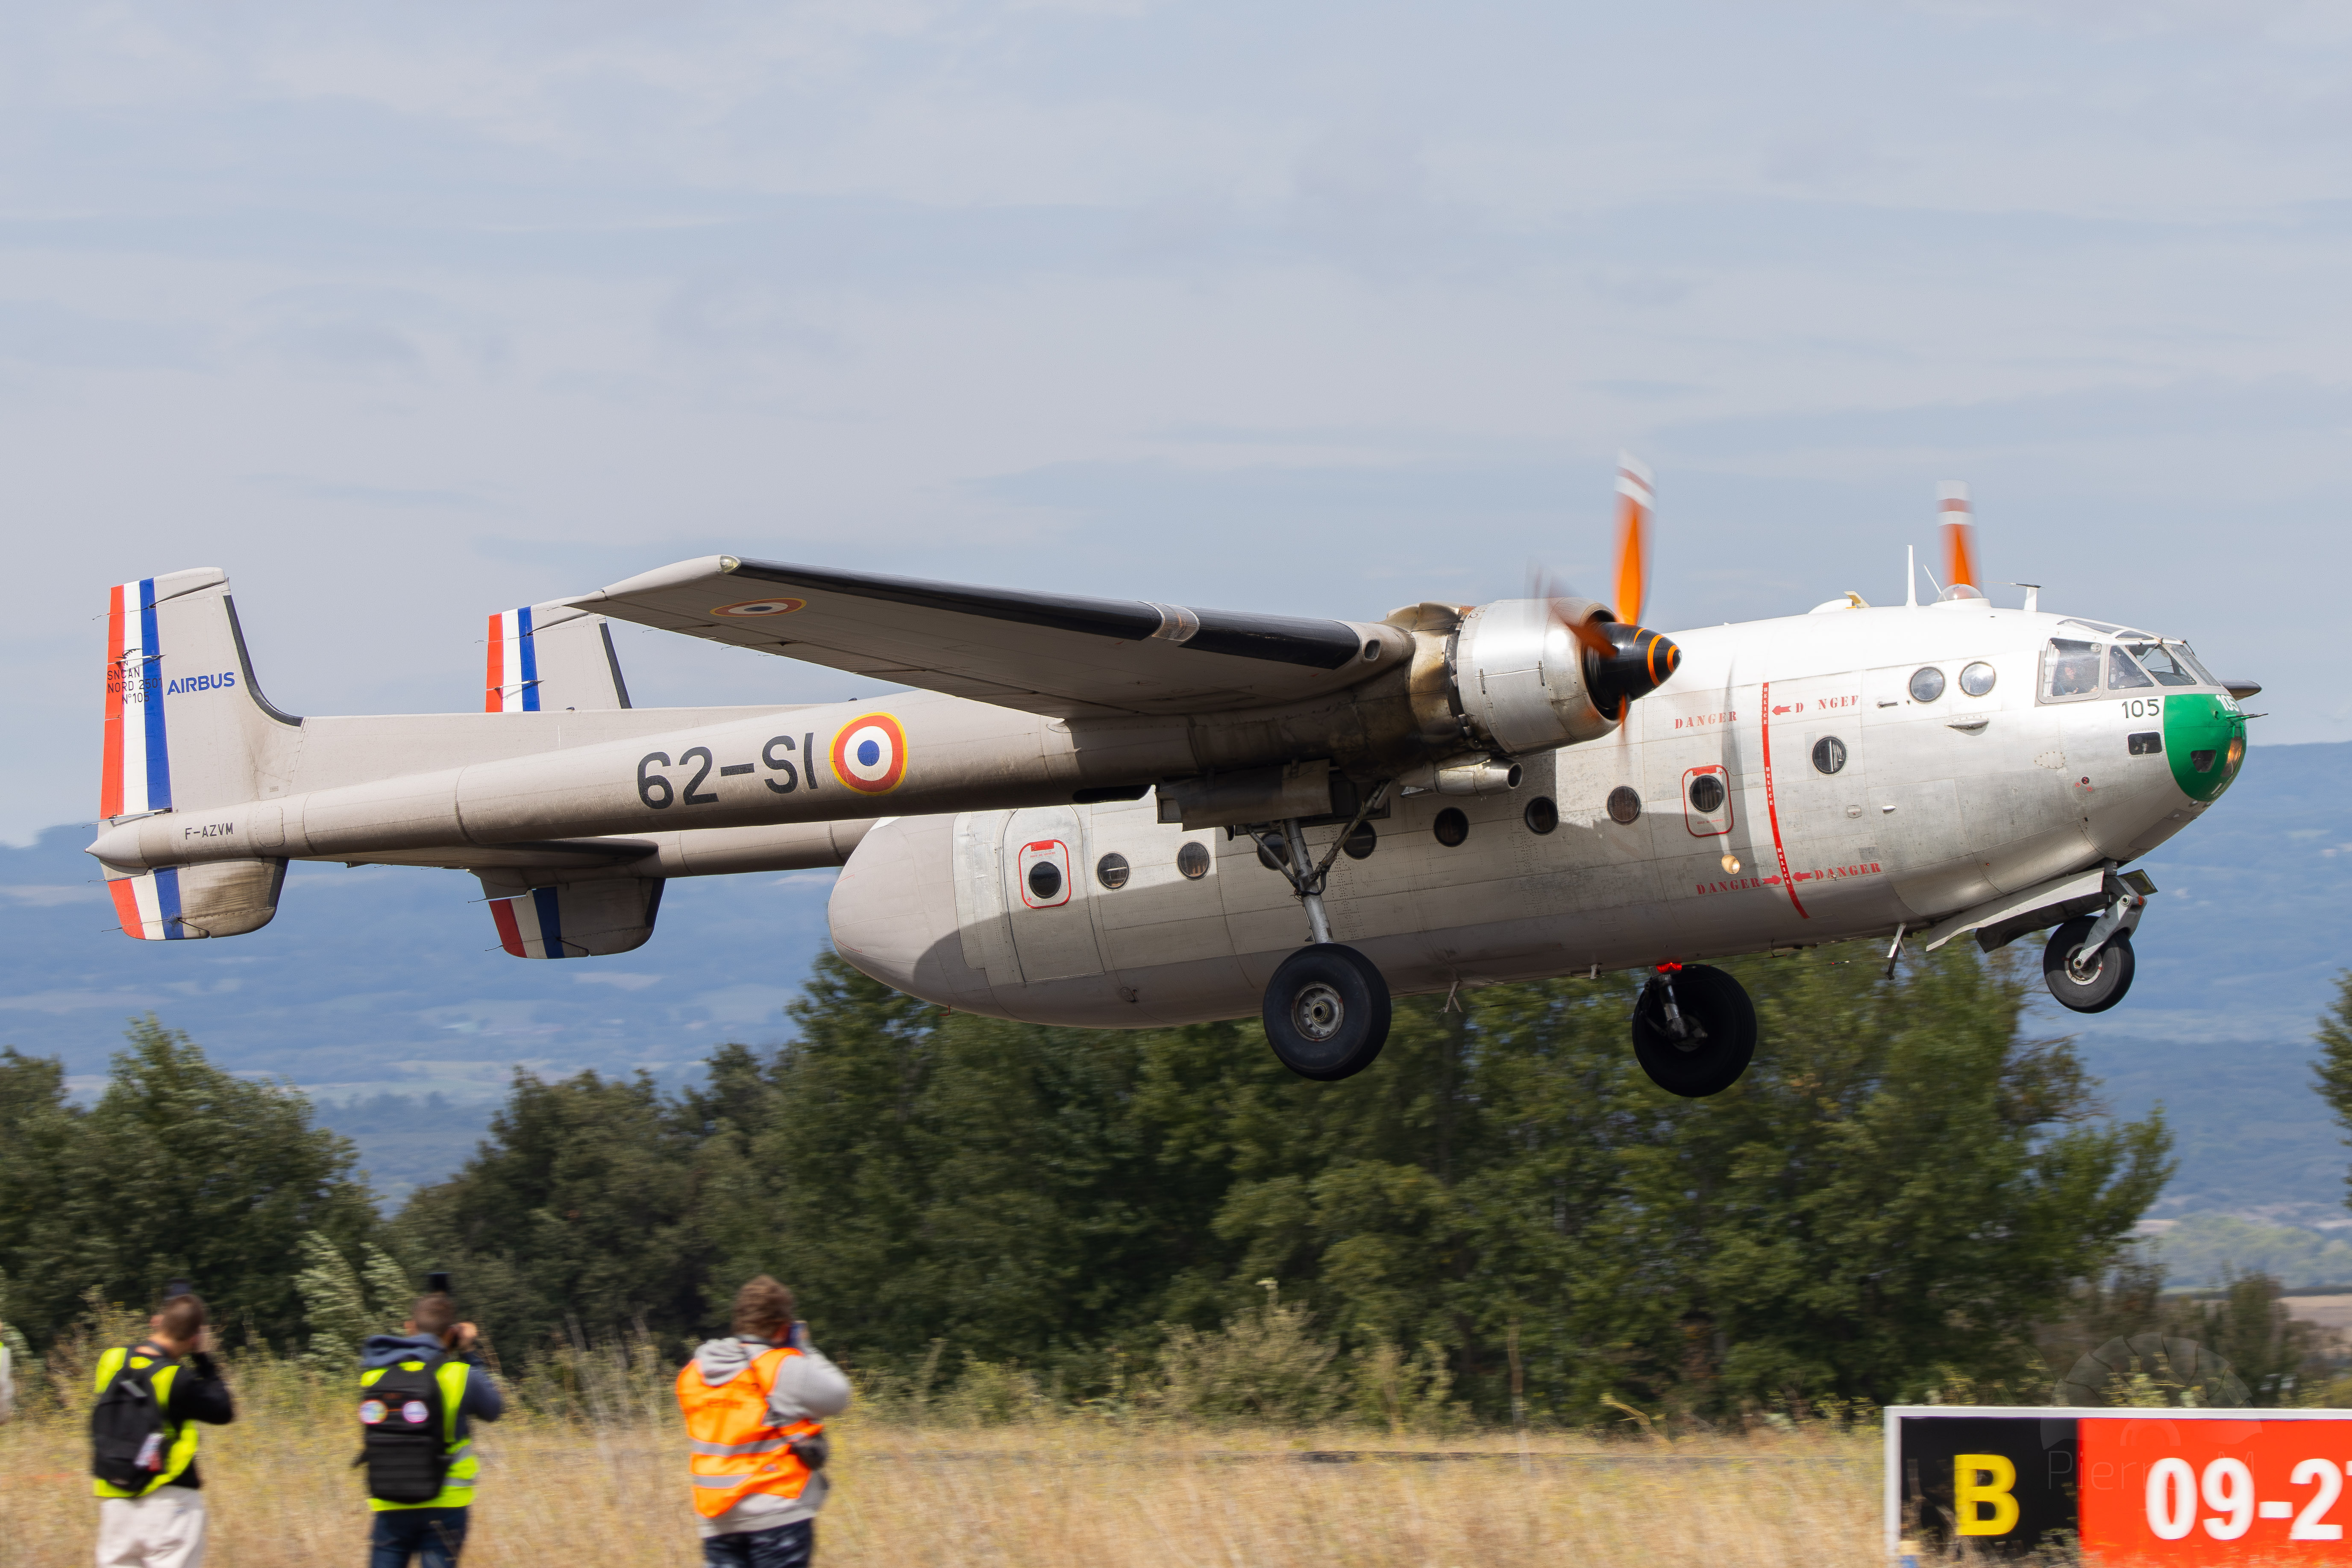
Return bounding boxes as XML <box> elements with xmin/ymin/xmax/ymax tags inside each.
<box><xmin>1683</xmin><ymin>764</ymin><xmax>1733</xmax><ymax>838</ymax></box>
<box><xmin>1016</xmin><ymin>839</ymin><xmax>1073</xmax><ymax>908</ymax></box>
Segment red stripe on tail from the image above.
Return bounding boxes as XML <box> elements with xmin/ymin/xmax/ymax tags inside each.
<box><xmin>107</xmin><ymin>878</ymin><xmax>144</xmax><ymax>940</ymax></box>
<box><xmin>100</xmin><ymin>584</ymin><xmax>126</xmax><ymax>821</ymax></box>
<box><xmin>489</xmin><ymin>897</ymin><xmax>526</xmax><ymax>956</ymax></box>
<box><xmin>484</xmin><ymin>614</ymin><xmax>505</xmax><ymax>713</ymax></box>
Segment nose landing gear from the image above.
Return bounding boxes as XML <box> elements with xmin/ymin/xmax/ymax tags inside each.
<box><xmin>2042</xmin><ymin>877</ymin><xmax>2147</xmax><ymax>1014</ymax></box>
<box><xmin>1631</xmin><ymin>963</ymin><xmax>1757</xmax><ymax>1097</ymax></box>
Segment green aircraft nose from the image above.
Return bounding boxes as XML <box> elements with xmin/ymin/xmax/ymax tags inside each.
<box><xmin>2162</xmin><ymin>693</ymin><xmax>2247</xmax><ymax>803</ymax></box>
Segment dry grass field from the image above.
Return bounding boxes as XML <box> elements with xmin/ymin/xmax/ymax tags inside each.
<box><xmin>0</xmin><ymin>1361</ymin><xmax>1890</xmax><ymax>1568</ymax></box>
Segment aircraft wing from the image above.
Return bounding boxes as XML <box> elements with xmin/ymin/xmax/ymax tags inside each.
<box><xmin>565</xmin><ymin>556</ymin><xmax>1403</xmax><ymax>718</ymax></box>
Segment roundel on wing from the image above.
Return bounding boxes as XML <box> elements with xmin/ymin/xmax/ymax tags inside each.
<box><xmin>831</xmin><ymin>713</ymin><xmax>908</xmax><ymax>793</ymax></box>
<box><xmin>711</xmin><ymin>597</ymin><xmax>807</xmax><ymax>618</ymax></box>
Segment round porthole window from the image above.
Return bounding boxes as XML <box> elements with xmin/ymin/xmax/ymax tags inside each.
<box><xmin>1256</xmin><ymin>837</ymin><xmax>1291</xmax><ymax>872</ymax></box>
<box><xmin>1687</xmin><ymin>774</ymin><xmax>1726</xmax><ymax>814</ymax></box>
<box><xmin>1606</xmin><ymin>786</ymin><xmax>1641</xmax><ymax>825</ymax></box>
<box><xmin>1027</xmin><ymin>860</ymin><xmax>1064</xmax><ymax>902</ymax></box>
<box><xmin>1095</xmin><ymin>852</ymin><xmax>1130</xmax><ymax>890</ymax></box>
<box><xmin>1176</xmin><ymin>841</ymin><xmax>1210</xmax><ymax>880</ymax></box>
<box><xmin>1433</xmin><ymin>808</ymin><xmax>1469</xmax><ymax>847</ymax></box>
<box><xmin>1960</xmin><ymin>661</ymin><xmax>1997</xmax><ymax>697</ymax></box>
<box><xmin>1523</xmin><ymin>796</ymin><xmax>1559</xmax><ymax>835</ymax></box>
<box><xmin>1342</xmin><ymin>821</ymin><xmax>1377</xmax><ymax>860</ymax></box>
<box><xmin>1812</xmin><ymin>736</ymin><xmax>1847</xmax><ymax>775</ymax></box>
<box><xmin>1909</xmin><ymin>666</ymin><xmax>1946</xmax><ymax>702</ymax></box>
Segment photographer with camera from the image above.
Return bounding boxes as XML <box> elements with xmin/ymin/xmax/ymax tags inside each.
<box><xmin>90</xmin><ymin>1287</ymin><xmax>235</xmax><ymax>1568</ymax></box>
<box><xmin>357</xmin><ymin>1276</ymin><xmax>503</xmax><ymax>1568</ymax></box>
<box><xmin>676</xmin><ymin>1276</ymin><xmax>852</xmax><ymax>1568</ymax></box>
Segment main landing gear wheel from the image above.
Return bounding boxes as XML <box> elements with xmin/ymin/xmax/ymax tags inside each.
<box><xmin>1263</xmin><ymin>943</ymin><xmax>1392</xmax><ymax>1081</ymax></box>
<box><xmin>2043</xmin><ymin>917</ymin><xmax>2136</xmax><ymax>1013</ymax></box>
<box><xmin>1631</xmin><ymin>964</ymin><xmax>1756</xmax><ymax>1098</ymax></box>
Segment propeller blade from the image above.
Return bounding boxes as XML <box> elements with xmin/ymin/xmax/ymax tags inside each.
<box><xmin>1529</xmin><ymin>566</ymin><xmax>1618</xmax><ymax>657</ymax></box>
<box><xmin>1613</xmin><ymin>452</ymin><xmax>1654</xmax><ymax>625</ymax></box>
<box><xmin>1938</xmin><ymin>480</ymin><xmax>1979</xmax><ymax>596</ymax></box>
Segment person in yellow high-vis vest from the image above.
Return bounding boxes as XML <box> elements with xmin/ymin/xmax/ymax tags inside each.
<box><xmin>358</xmin><ymin>1292</ymin><xmax>503</xmax><ymax>1568</ymax></box>
<box><xmin>676</xmin><ymin>1277</ymin><xmax>852</xmax><ymax>1568</ymax></box>
<box><xmin>92</xmin><ymin>1293</ymin><xmax>235</xmax><ymax>1568</ymax></box>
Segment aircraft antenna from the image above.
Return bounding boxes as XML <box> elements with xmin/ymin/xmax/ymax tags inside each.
<box><xmin>1905</xmin><ymin>546</ymin><xmax>1917</xmax><ymax>608</ymax></box>
<box><xmin>2011</xmin><ymin>581</ymin><xmax>2041</xmax><ymax>613</ymax></box>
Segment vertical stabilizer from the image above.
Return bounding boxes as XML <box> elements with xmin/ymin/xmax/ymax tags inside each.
<box><xmin>478</xmin><ymin>873</ymin><xmax>664</xmax><ymax>957</ymax></box>
<box><xmin>485</xmin><ymin>603</ymin><xmax>631</xmax><ymax>713</ymax></box>
<box><xmin>98</xmin><ymin>570</ymin><xmax>297</xmax><ymax>940</ymax></box>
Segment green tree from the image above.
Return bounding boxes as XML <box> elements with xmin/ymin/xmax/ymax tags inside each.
<box><xmin>391</xmin><ymin>1066</ymin><xmax>709</xmax><ymax>1353</ymax></box>
<box><xmin>1160</xmin><ymin>946</ymin><xmax>2170</xmax><ymax>1418</ymax></box>
<box><xmin>2313</xmin><ymin>972</ymin><xmax>2352</xmax><ymax>1208</ymax></box>
<box><xmin>0</xmin><ymin>1020</ymin><xmax>378</xmax><ymax>1349</ymax></box>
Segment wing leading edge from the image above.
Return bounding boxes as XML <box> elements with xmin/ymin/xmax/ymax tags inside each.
<box><xmin>565</xmin><ymin>556</ymin><xmax>1404</xmax><ymax>718</ymax></box>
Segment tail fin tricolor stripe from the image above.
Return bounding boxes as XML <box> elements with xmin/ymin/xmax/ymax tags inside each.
<box><xmin>485</xmin><ymin>607</ymin><xmax>541</xmax><ymax>713</ymax></box>
<box><xmin>106</xmin><ymin>867</ymin><xmax>185</xmax><ymax>941</ymax></box>
<box><xmin>489</xmin><ymin>887</ymin><xmax>567</xmax><ymax>958</ymax></box>
<box><xmin>101</xmin><ymin>578</ymin><xmax>173</xmax><ymax>822</ymax></box>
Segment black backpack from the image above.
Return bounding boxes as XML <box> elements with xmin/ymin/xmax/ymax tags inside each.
<box><xmin>90</xmin><ymin>1351</ymin><xmax>171</xmax><ymax>1491</ymax></box>
<box><xmin>359</xmin><ymin>1352</ymin><xmax>451</xmax><ymax>1504</ymax></box>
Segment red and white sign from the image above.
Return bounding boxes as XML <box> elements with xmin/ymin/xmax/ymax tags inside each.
<box><xmin>1889</xmin><ymin>1407</ymin><xmax>2352</xmax><ymax>1564</ymax></box>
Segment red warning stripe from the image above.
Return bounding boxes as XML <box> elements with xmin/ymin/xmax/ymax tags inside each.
<box><xmin>1758</xmin><ymin>681</ymin><xmax>1807</xmax><ymax>919</ymax></box>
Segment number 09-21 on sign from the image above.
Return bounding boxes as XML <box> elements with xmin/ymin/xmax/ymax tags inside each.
<box><xmin>1890</xmin><ymin>1407</ymin><xmax>2352</xmax><ymax>1562</ymax></box>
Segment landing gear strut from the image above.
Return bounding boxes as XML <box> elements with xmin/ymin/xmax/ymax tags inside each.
<box><xmin>1255</xmin><ymin>786</ymin><xmax>1393</xmax><ymax>1081</ymax></box>
<box><xmin>1631</xmin><ymin>963</ymin><xmax>1756</xmax><ymax>1097</ymax></box>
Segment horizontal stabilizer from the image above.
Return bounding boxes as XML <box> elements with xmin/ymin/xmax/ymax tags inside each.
<box><xmin>480</xmin><ymin>874</ymin><xmax>664</xmax><ymax>959</ymax></box>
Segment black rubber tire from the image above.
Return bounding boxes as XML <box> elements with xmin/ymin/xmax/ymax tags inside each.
<box><xmin>2043</xmin><ymin>918</ymin><xmax>2136</xmax><ymax>1013</ymax></box>
<box><xmin>1262</xmin><ymin>943</ymin><xmax>1392</xmax><ymax>1081</ymax></box>
<box><xmin>1631</xmin><ymin>964</ymin><xmax>1757</xmax><ymax>1098</ymax></box>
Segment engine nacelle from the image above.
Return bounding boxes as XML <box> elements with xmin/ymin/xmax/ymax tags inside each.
<box><xmin>1448</xmin><ymin>596</ymin><xmax>1618</xmax><ymax>754</ymax></box>
<box><xmin>1403</xmin><ymin>596</ymin><xmax>1682</xmax><ymax>764</ymax></box>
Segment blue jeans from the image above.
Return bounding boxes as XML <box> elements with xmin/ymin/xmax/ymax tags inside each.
<box><xmin>704</xmin><ymin>1518</ymin><xmax>815</xmax><ymax>1568</ymax></box>
<box><xmin>370</xmin><ymin>1506</ymin><xmax>469</xmax><ymax>1568</ymax></box>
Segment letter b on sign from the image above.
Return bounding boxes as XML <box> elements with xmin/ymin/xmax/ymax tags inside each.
<box><xmin>1956</xmin><ymin>1453</ymin><xmax>2020</xmax><ymax>1536</ymax></box>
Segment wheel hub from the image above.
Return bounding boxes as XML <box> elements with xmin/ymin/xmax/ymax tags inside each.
<box><xmin>1292</xmin><ymin>982</ymin><xmax>1345</xmax><ymax>1042</ymax></box>
<box><xmin>2066</xmin><ymin>945</ymin><xmax>2103</xmax><ymax>983</ymax></box>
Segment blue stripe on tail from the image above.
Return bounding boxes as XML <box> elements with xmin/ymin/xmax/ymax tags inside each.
<box><xmin>139</xmin><ymin>578</ymin><xmax>172</xmax><ymax>810</ymax></box>
<box><xmin>531</xmin><ymin>885</ymin><xmax>564</xmax><ymax>957</ymax></box>
<box><xmin>517</xmin><ymin>605</ymin><xmax>540</xmax><ymax>712</ymax></box>
<box><xmin>155</xmin><ymin>866</ymin><xmax>185</xmax><ymax>940</ymax></box>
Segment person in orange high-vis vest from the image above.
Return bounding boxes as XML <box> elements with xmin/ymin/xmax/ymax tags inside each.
<box><xmin>677</xmin><ymin>1276</ymin><xmax>852</xmax><ymax>1568</ymax></box>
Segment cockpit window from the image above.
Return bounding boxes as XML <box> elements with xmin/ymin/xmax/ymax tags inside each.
<box><xmin>2106</xmin><ymin>644</ymin><xmax>2155</xmax><ymax>689</ymax></box>
<box><xmin>2061</xmin><ymin>618</ymin><xmax>2124</xmax><ymax>635</ymax></box>
<box><xmin>2121</xmin><ymin>641</ymin><xmax>2199</xmax><ymax>688</ymax></box>
<box><xmin>2044</xmin><ymin>639</ymin><xmax>2102</xmax><ymax>699</ymax></box>
<box><xmin>2169</xmin><ymin>641</ymin><xmax>2220</xmax><ymax>687</ymax></box>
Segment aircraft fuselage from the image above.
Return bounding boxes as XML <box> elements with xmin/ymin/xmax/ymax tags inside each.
<box><xmin>827</xmin><ymin>601</ymin><xmax>2247</xmax><ymax>1026</ymax></box>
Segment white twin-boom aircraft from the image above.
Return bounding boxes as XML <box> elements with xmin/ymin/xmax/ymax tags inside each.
<box><xmin>84</xmin><ymin>468</ymin><xmax>2254</xmax><ymax>1092</ymax></box>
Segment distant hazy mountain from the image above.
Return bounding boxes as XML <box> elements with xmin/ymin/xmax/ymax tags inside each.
<box><xmin>4</xmin><ymin>739</ymin><xmax>2346</xmax><ymax>1237</ymax></box>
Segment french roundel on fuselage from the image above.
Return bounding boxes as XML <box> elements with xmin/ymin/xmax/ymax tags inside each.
<box><xmin>830</xmin><ymin>713</ymin><xmax>908</xmax><ymax>793</ymax></box>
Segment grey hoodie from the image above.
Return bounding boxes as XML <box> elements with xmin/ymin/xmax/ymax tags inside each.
<box><xmin>360</xmin><ymin>1333</ymin><xmax>504</xmax><ymax>1449</ymax></box>
<box><xmin>687</xmin><ymin>1335</ymin><xmax>852</xmax><ymax>1538</ymax></box>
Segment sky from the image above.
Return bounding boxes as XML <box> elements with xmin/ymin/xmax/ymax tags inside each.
<box><xmin>8</xmin><ymin>0</ymin><xmax>2352</xmax><ymax>841</ymax></box>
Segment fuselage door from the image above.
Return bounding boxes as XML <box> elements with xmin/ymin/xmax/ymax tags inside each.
<box><xmin>1001</xmin><ymin>807</ymin><xmax>1104</xmax><ymax>982</ymax></box>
